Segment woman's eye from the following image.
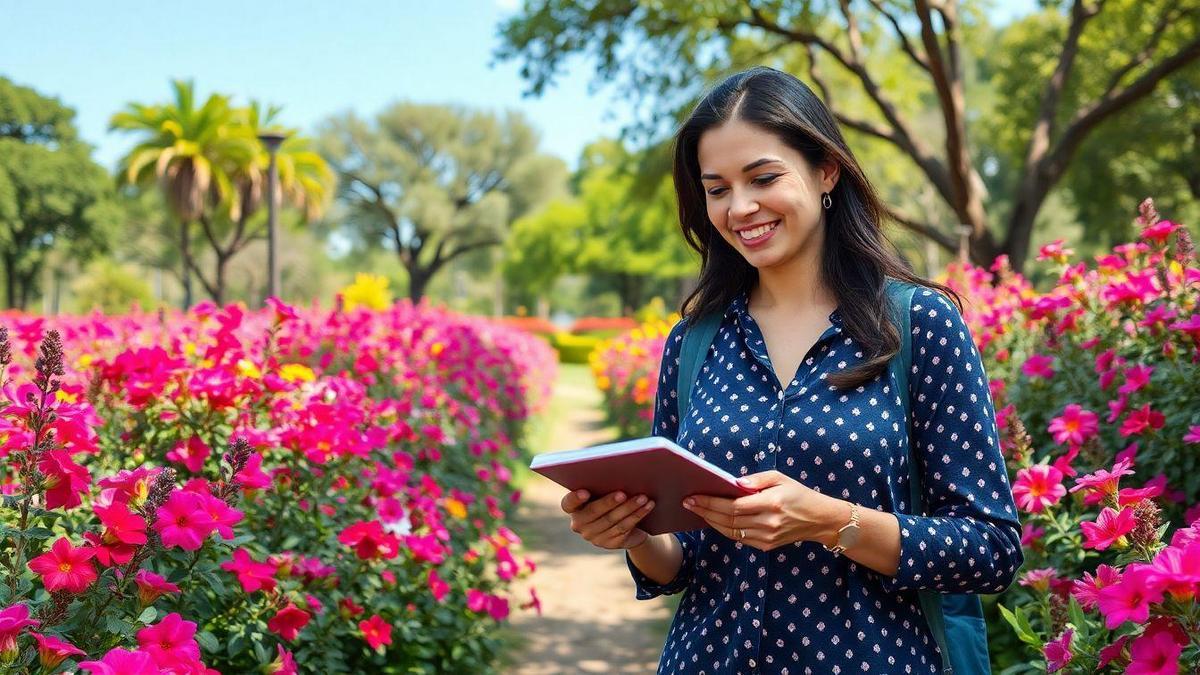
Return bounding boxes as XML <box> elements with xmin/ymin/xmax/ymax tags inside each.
<box><xmin>753</xmin><ymin>174</ymin><xmax>779</xmax><ymax>186</ymax></box>
<box><xmin>706</xmin><ymin>187</ymin><xmax>727</xmax><ymax>197</ymax></box>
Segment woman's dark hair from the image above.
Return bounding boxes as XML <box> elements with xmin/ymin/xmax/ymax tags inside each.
<box><xmin>672</xmin><ymin>65</ymin><xmax>962</xmax><ymax>390</ymax></box>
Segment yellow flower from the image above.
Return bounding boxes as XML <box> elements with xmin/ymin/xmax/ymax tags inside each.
<box><xmin>341</xmin><ymin>273</ymin><xmax>392</xmax><ymax>312</ymax></box>
<box><xmin>596</xmin><ymin>375</ymin><xmax>611</xmax><ymax>390</ymax></box>
<box><xmin>55</xmin><ymin>390</ymin><xmax>78</xmax><ymax>404</ymax></box>
<box><xmin>279</xmin><ymin>363</ymin><xmax>316</xmax><ymax>383</ymax></box>
<box><xmin>76</xmin><ymin>353</ymin><xmax>95</xmax><ymax>369</ymax></box>
<box><xmin>184</xmin><ymin>342</ymin><xmax>198</xmax><ymax>356</ymax></box>
<box><xmin>444</xmin><ymin>498</ymin><xmax>468</xmax><ymax>519</ymax></box>
<box><xmin>236</xmin><ymin>359</ymin><xmax>263</xmax><ymax>379</ymax></box>
<box><xmin>430</xmin><ymin>342</ymin><xmax>445</xmax><ymax>357</ymax></box>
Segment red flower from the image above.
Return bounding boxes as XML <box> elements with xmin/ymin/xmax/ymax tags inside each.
<box><xmin>0</xmin><ymin>603</ymin><xmax>40</xmax><ymax>658</ymax></box>
<box><xmin>1081</xmin><ymin>507</ymin><xmax>1137</xmax><ymax>551</ymax></box>
<box><xmin>358</xmin><ymin>614</ymin><xmax>393</xmax><ymax>650</ymax></box>
<box><xmin>28</xmin><ymin>537</ymin><xmax>97</xmax><ymax>593</ymax></box>
<box><xmin>1119</xmin><ymin>404</ymin><xmax>1166</xmax><ymax>437</ymax></box>
<box><xmin>134</xmin><ymin>569</ymin><xmax>180</xmax><ymax>606</ymax></box>
<box><xmin>166</xmin><ymin>435</ymin><xmax>211</xmax><ymax>473</ymax></box>
<box><xmin>153</xmin><ymin>490</ymin><xmax>216</xmax><ymax>551</ymax></box>
<box><xmin>37</xmin><ymin>450</ymin><xmax>92</xmax><ymax>510</ymax></box>
<box><xmin>337</xmin><ymin>521</ymin><xmax>400</xmax><ymax>560</ymax></box>
<box><xmin>267</xmin><ymin>603</ymin><xmax>310</xmax><ymax>642</ymax></box>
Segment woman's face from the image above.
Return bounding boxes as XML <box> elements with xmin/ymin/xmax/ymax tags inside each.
<box><xmin>697</xmin><ymin>117</ymin><xmax>837</xmax><ymax>273</ymax></box>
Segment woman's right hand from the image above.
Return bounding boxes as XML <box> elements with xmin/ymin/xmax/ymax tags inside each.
<box><xmin>560</xmin><ymin>489</ymin><xmax>656</xmax><ymax>550</ymax></box>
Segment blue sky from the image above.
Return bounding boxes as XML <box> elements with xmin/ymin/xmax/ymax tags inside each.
<box><xmin>3</xmin><ymin>1</ymin><xmax>1034</xmax><ymax>172</ymax></box>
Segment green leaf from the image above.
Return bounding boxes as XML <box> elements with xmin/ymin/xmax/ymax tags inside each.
<box><xmin>23</xmin><ymin>526</ymin><xmax>55</xmax><ymax>540</ymax></box>
<box><xmin>196</xmin><ymin>631</ymin><xmax>219</xmax><ymax>653</ymax></box>
<box><xmin>998</xmin><ymin>603</ymin><xmax>1042</xmax><ymax>649</ymax></box>
<box><xmin>137</xmin><ymin>606</ymin><xmax>157</xmax><ymax>624</ymax></box>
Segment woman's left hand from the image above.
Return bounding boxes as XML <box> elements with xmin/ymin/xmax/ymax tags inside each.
<box><xmin>682</xmin><ymin>470</ymin><xmax>846</xmax><ymax>551</ymax></box>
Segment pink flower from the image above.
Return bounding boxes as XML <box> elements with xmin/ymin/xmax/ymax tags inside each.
<box><xmin>220</xmin><ymin>548</ymin><xmax>277</xmax><ymax>593</ymax></box>
<box><xmin>428</xmin><ymin>568</ymin><xmax>450</xmax><ymax>602</ymax></box>
<box><xmin>1184</xmin><ymin>425</ymin><xmax>1200</xmax><ymax>444</ymax></box>
<box><xmin>1047</xmin><ymin>404</ymin><xmax>1098</xmax><ymax>446</ymax></box>
<box><xmin>1097</xmin><ymin>635</ymin><xmax>1130</xmax><ymax>668</ymax></box>
<box><xmin>1070</xmin><ymin>458</ymin><xmax>1135</xmax><ymax>498</ymax></box>
<box><xmin>1019</xmin><ymin>567</ymin><xmax>1061</xmax><ymax>593</ymax></box>
<box><xmin>1044</xmin><ymin>627</ymin><xmax>1073</xmax><ymax>673</ymax></box>
<box><xmin>1149</xmin><ymin>541</ymin><xmax>1200</xmax><ymax>601</ymax></box>
<box><xmin>358</xmin><ymin>614</ymin><xmax>393</xmax><ymax>650</ymax></box>
<box><xmin>136</xmin><ymin>613</ymin><xmax>200</xmax><ymax>671</ymax></box>
<box><xmin>1012</xmin><ymin>464</ymin><xmax>1066</xmax><ymax>513</ymax></box>
<box><xmin>405</xmin><ymin>533</ymin><xmax>448</xmax><ymax>565</ymax></box>
<box><xmin>153</xmin><ymin>491</ymin><xmax>216</xmax><ymax>551</ymax></box>
<box><xmin>1021</xmin><ymin>353</ymin><xmax>1056</xmax><ymax>379</ymax></box>
<box><xmin>1037</xmin><ymin>239</ymin><xmax>1073</xmax><ymax>263</ymax></box>
<box><xmin>1120</xmin><ymin>404</ymin><xmax>1166</xmax><ymax>437</ymax></box>
<box><xmin>166</xmin><ymin>435</ymin><xmax>211</xmax><ymax>473</ymax></box>
<box><xmin>31</xmin><ymin>632</ymin><xmax>85</xmax><ymax>669</ymax></box>
<box><xmin>198</xmin><ymin>492</ymin><xmax>243</xmax><ymax>540</ymax></box>
<box><xmin>134</xmin><ymin>569</ymin><xmax>180</xmax><ymax>606</ymax></box>
<box><xmin>338</xmin><ymin>521</ymin><xmax>401</xmax><ymax>560</ymax></box>
<box><xmin>265</xmin><ymin>644</ymin><xmax>298</xmax><ymax>674</ymax></box>
<box><xmin>1072</xmin><ymin>564</ymin><xmax>1121</xmax><ymax>611</ymax></box>
<box><xmin>1081</xmin><ymin>507</ymin><xmax>1136</xmax><ymax>550</ymax></box>
<box><xmin>78</xmin><ymin>647</ymin><xmax>161</xmax><ymax>675</ymax></box>
<box><xmin>268</xmin><ymin>603</ymin><xmax>310</xmax><ymax>641</ymax></box>
<box><xmin>1020</xmin><ymin>523</ymin><xmax>1045</xmax><ymax>547</ymax></box>
<box><xmin>1097</xmin><ymin>564</ymin><xmax>1165</xmax><ymax>629</ymax></box>
<box><xmin>28</xmin><ymin>537</ymin><xmax>97</xmax><ymax>593</ymax></box>
<box><xmin>1118</xmin><ymin>364</ymin><xmax>1155</xmax><ymax>395</ymax></box>
<box><xmin>0</xmin><ymin>604</ymin><xmax>40</xmax><ymax>658</ymax></box>
<box><xmin>1127</xmin><ymin>624</ymin><xmax>1184</xmax><ymax>674</ymax></box>
<box><xmin>1169</xmin><ymin>313</ymin><xmax>1200</xmax><ymax>343</ymax></box>
<box><xmin>38</xmin><ymin>450</ymin><xmax>92</xmax><ymax>510</ymax></box>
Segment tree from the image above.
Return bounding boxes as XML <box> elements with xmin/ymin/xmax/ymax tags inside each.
<box><xmin>496</xmin><ymin>0</ymin><xmax>1200</xmax><ymax>271</ymax></box>
<box><xmin>0</xmin><ymin>77</ymin><xmax>118</xmax><ymax>310</ymax></box>
<box><xmin>111</xmin><ymin>82</ymin><xmax>334</xmax><ymax>306</ymax></box>
<box><xmin>503</xmin><ymin>139</ymin><xmax>696</xmax><ymax>312</ymax></box>
<box><xmin>317</xmin><ymin>103</ymin><xmax>567</xmax><ymax>301</ymax></box>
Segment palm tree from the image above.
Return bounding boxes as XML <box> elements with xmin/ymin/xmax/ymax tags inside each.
<box><xmin>110</xmin><ymin>80</ymin><xmax>251</xmax><ymax>309</ymax></box>
<box><xmin>111</xmin><ymin>83</ymin><xmax>334</xmax><ymax>306</ymax></box>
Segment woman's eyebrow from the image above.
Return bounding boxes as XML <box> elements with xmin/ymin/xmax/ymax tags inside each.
<box><xmin>700</xmin><ymin>157</ymin><xmax>784</xmax><ymax>180</ymax></box>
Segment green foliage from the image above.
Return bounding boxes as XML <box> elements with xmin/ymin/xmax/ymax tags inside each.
<box><xmin>0</xmin><ymin>77</ymin><xmax>118</xmax><ymax>310</ymax></box>
<box><xmin>317</xmin><ymin>103</ymin><xmax>567</xmax><ymax>301</ymax></box>
<box><xmin>69</xmin><ymin>257</ymin><xmax>158</xmax><ymax>314</ymax></box>
<box><xmin>548</xmin><ymin>332</ymin><xmax>602</xmax><ymax>364</ymax></box>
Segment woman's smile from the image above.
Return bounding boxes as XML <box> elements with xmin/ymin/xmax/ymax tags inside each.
<box><xmin>735</xmin><ymin>219</ymin><xmax>780</xmax><ymax>246</ymax></box>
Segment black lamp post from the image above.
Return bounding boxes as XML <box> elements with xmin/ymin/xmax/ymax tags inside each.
<box><xmin>258</xmin><ymin>131</ymin><xmax>288</xmax><ymax>303</ymax></box>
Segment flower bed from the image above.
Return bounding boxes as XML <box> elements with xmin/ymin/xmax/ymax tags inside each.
<box><xmin>588</xmin><ymin>316</ymin><xmax>678</xmax><ymax>439</ymax></box>
<box><xmin>0</xmin><ymin>297</ymin><xmax>557</xmax><ymax>673</ymax></box>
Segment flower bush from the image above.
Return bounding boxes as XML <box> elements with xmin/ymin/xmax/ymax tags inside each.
<box><xmin>941</xmin><ymin>199</ymin><xmax>1199</xmax><ymax>673</ymax></box>
<box><xmin>588</xmin><ymin>315</ymin><xmax>678</xmax><ymax>439</ymax></box>
<box><xmin>0</xmin><ymin>295</ymin><xmax>556</xmax><ymax>673</ymax></box>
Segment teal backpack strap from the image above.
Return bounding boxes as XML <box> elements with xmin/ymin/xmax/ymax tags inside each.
<box><xmin>676</xmin><ymin>313</ymin><xmax>723</xmax><ymax>425</ymax></box>
<box><xmin>885</xmin><ymin>279</ymin><xmax>954</xmax><ymax>675</ymax></box>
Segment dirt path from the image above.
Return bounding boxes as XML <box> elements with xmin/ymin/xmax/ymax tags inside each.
<box><xmin>503</xmin><ymin>365</ymin><xmax>674</xmax><ymax>674</ymax></box>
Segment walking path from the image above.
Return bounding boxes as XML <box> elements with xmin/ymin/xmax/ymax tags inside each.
<box><xmin>503</xmin><ymin>364</ymin><xmax>674</xmax><ymax>673</ymax></box>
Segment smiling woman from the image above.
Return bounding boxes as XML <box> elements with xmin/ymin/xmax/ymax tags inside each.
<box><xmin>597</xmin><ymin>67</ymin><xmax>1024</xmax><ymax>674</ymax></box>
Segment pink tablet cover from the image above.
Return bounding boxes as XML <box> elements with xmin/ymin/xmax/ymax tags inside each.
<box><xmin>531</xmin><ymin>438</ymin><xmax>758</xmax><ymax>535</ymax></box>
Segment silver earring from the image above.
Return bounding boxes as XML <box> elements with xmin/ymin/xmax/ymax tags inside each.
<box><xmin>822</xmin><ymin>192</ymin><xmax>833</xmax><ymax>210</ymax></box>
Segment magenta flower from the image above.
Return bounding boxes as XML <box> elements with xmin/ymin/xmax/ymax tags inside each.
<box><xmin>428</xmin><ymin>568</ymin><xmax>450</xmax><ymax>602</ymax></box>
<box><xmin>1118</xmin><ymin>364</ymin><xmax>1155</xmax><ymax>395</ymax></box>
<box><xmin>78</xmin><ymin>647</ymin><xmax>161</xmax><ymax>675</ymax></box>
<box><xmin>1012</xmin><ymin>464</ymin><xmax>1066</xmax><ymax>513</ymax></box>
<box><xmin>1185</xmin><ymin>425</ymin><xmax>1200</xmax><ymax>444</ymax></box>
<box><xmin>338</xmin><ymin>520</ymin><xmax>401</xmax><ymax>560</ymax></box>
<box><xmin>1097</xmin><ymin>564</ymin><xmax>1165</xmax><ymax>629</ymax></box>
<box><xmin>1127</xmin><ymin>626</ymin><xmax>1184</xmax><ymax>674</ymax></box>
<box><xmin>1072</xmin><ymin>564</ymin><xmax>1121</xmax><ymax>611</ymax></box>
<box><xmin>28</xmin><ymin>537</ymin><xmax>97</xmax><ymax>593</ymax></box>
<box><xmin>1149</xmin><ymin>540</ymin><xmax>1200</xmax><ymax>602</ymax></box>
<box><xmin>31</xmin><ymin>632</ymin><xmax>85</xmax><ymax>669</ymax></box>
<box><xmin>199</xmin><ymin>492</ymin><xmax>243</xmax><ymax>539</ymax></box>
<box><xmin>265</xmin><ymin>644</ymin><xmax>298</xmax><ymax>674</ymax></box>
<box><xmin>153</xmin><ymin>491</ymin><xmax>216</xmax><ymax>551</ymax></box>
<box><xmin>136</xmin><ymin>613</ymin><xmax>200</xmax><ymax>671</ymax></box>
<box><xmin>166</xmin><ymin>435</ymin><xmax>211</xmax><ymax>473</ymax></box>
<box><xmin>37</xmin><ymin>449</ymin><xmax>92</xmax><ymax>510</ymax></box>
<box><xmin>1070</xmin><ymin>458</ymin><xmax>1135</xmax><ymax>498</ymax></box>
<box><xmin>134</xmin><ymin>569</ymin><xmax>180</xmax><ymax>606</ymax></box>
<box><xmin>1120</xmin><ymin>404</ymin><xmax>1166</xmax><ymax>437</ymax></box>
<box><xmin>1047</xmin><ymin>404</ymin><xmax>1098</xmax><ymax>446</ymax></box>
<box><xmin>1018</xmin><ymin>567</ymin><xmax>1061</xmax><ymax>593</ymax></box>
<box><xmin>1021</xmin><ymin>353</ymin><xmax>1056</xmax><ymax>379</ymax></box>
<box><xmin>0</xmin><ymin>603</ymin><xmax>40</xmax><ymax>658</ymax></box>
<box><xmin>1081</xmin><ymin>507</ymin><xmax>1137</xmax><ymax>550</ymax></box>
<box><xmin>1097</xmin><ymin>635</ymin><xmax>1130</xmax><ymax>668</ymax></box>
<box><xmin>219</xmin><ymin>548</ymin><xmax>278</xmax><ymax>593</ymax></box>
<box><xmin>1020</xmin><ymin>523</ymin><xmax>1045</xmax><ymax>548</ymax></box>
<box><xmin>1036</xmin><ymin>239</ymin><xmax>1073</xmax><ymax>263</ymax></box>
<box><xmin>1044</xmin><ymin>627</ymin><xmax>1073</xmax><ymax>673</ymax></box>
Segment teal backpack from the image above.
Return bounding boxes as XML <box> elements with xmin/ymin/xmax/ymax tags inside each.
<box><xmin>675</xmin><ymin>278</ymin><xmax>990</xmax><ymax>675</ymax></box>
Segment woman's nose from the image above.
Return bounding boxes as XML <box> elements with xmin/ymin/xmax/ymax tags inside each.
<box><xmin>728</xmin><ymin>188</ymin><xmax>758</xmax><ymax>220</ymax></box>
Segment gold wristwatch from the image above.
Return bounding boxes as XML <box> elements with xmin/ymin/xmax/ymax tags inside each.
<box><xmin>822</xmin><ymin>502</ymin><xmax>861</xmax><ymax>555</ymax></box>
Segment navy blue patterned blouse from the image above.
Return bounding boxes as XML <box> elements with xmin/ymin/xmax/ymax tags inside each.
<box><xmin>624</xmin><ymin>286</ymin><xmax>1023</xmax><ymax>674</ymax></box>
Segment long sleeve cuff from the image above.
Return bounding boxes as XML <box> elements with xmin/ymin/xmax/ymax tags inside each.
<box><xmin>625</xmin><ymin>531</ymin><xmax>697</xmax><ymax>600</ymax></box>
<box><xmin>879</xmin><ymin>513</ymin><xmax>1023</xmax><ymax>594</ymax></box>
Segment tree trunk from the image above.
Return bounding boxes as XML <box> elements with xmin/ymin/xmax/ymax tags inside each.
<box><xmin>181</xmin><ymin>220</ymin><xmax>193</xmax><ymax>310</ymax></box>
<box><xmin>213</xmin><ymin>253</ymin><xmax>227</xmax><ymax>306</ymax></box>
<box><xmin>3</xmin><ymin>254</ymin><xmax>14</xmax><ymax>310</ymax></box>
<box><xmin>408</xmin><ymin>266</ymin><xmax>431</xmax><ymax>303</ymax></box>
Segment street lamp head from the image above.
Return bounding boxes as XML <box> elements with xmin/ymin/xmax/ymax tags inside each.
<box><xmin>257</xmin><ymin>131</ymin><xmax>289</xmax><ymax>153</ymax></box>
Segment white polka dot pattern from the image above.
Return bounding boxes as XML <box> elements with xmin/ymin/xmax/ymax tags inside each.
<box><xmin>624</xmin><ymin>288</ymin><xmax>1022</xmax><ymax>674</ymax></box>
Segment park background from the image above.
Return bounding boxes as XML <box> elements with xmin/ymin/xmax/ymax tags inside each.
<box><xmin>1</xmin><ymin>0</ymin><xmax>1198</xmax><ymax>673</ymax></box>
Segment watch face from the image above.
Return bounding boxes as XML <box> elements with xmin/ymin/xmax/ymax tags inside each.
<box><xmin>839</xmin><ymin>524</ymin><xmax>862</xmax><ymax>549</ymax></box>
